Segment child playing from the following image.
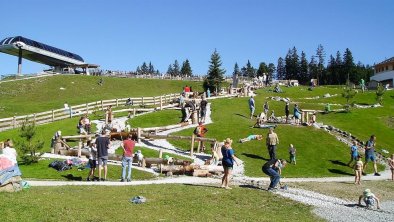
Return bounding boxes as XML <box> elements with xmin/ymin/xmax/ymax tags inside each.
<box><xmin>289</xmin><ymin>144</ymin><xmax>296</xmax><ymax>165</ymax></box>
<box><xmin>86</xmin><ymin>141</ymin><xmax>97</xmax><ymax>181</ymax></box>
<box><xmin>354</xmin><ymin>155</ymin><xmax>363</xmax><ymax>185</ymax></box>
<box><xmin>239</xmin><ymin>135</ymin><xmax>263</xmax><ymax>143</ymax></box>
<box><xmin>135</xmin><ymin>150</ymin><xmax>144</xmax><ymax>167</ymax></box>
<box><xmin>388</xmin><ymin>154</ymin><xmax>394</xmax><ymax>181</ymax></box>
<box><xmin>358</xmin><ymin>189</ymin><xmax>380</xmax><ymax>209</ymax></box>
<box><xmin>347</xmin><ymin>140</ymin><xmax>359</xmax><ymax>167</ymax></box>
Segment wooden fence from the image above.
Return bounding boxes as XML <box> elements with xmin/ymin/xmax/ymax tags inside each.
<box><xmin>0</xmin><ymin>93</ymin><xmax>179</xmax><ymax>132</ymax></box>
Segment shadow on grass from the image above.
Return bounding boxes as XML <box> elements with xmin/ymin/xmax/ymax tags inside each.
<box><xmin>62</xmin><ymin>174</ymin><xmax>83</xmax><ymax>181</ymax></box>
<box><xmin>241</xmin><ymin>153</ymin><xmax>270</xmax><ymax>161</ymax></box>
<box><xmin>235</xmin><ymin>113</ymin><xmax>249</xmax><ymax>119</ymax></box>
<box><xmin>328</xmin><ymin>169</ymin><xmax>353</xmax><ymax>176</ymax></box>
<box><xmin>329</xmin><ymin>160</ymin><xmax>348</xmax><ymax>166</ymax></box>
<box><xmin>183</xmin><ymin>183</ymin><xmax>223</xmax><ymax>189</ymax></box>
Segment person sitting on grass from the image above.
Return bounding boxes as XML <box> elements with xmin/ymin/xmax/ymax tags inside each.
<box><xmin>388</xmin><ymin>154</ymin><xmax>394</xmax><ymax>181</ymax></box>
<box><xmin>239</xmin><ymin>135</ymin><xmax>263</xmax><ymax>143</ymax></box>
<box><xmin>289</xmin><ymin>144</ymin><xmax>296</xmax><ymax>165</ymax></box>
<box><xmin>347</xmin><ymin>140</ymin><xmax>359</xmax><ymax>167</ymax></box>
<box><xmin>358</xmin><ymin>189</ymin><xmax>380</xmax><ymax>209</ymax></box>
<box><xmin>354</xmin><ymin>155</ymin><xmax>363</xmax><ymax>185</ymax></box>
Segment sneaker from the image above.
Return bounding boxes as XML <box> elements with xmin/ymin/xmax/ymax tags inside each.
<box><xmin>224</xmin><ymin>186</ymin><xmax>232</xmax><ymax>190</ymax></box>
<box><xmin>127</xmin><ymin>179</ymin><xmax>131</xmax><ymax>182</ymax></box>
<box><xmin>120</xmin><ymin>179</ymin><xmax>125</xmax><ymax>182</ymax></box>
<box><xmin>374</xmin><ymin>173</ymin><xmax>381</xmax><ymax>176</ymax></box>
<box><xmin>100</xmin><ymin>178</ymin><xmax>106</xmax><ymax>181</ymax></box>
<box><xmin>268</xmin><ymin>187</ymin><xmax>278</xmax><ymax>192</ymax></box>
<box><xmin>86</xmin><ymin>177</ymin><xmax>91</xmax><ymax>181</ymax></box>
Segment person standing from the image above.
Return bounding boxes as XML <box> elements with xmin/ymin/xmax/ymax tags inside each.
<box><xmin>249</xmin><ymin>96</ymin><xmax>255</xmax><ymax>119</ymax></box>
<box><xmin>199</xmin><ymin>96</ymin><xmax>208</xmax><ymax>123</ymax></box>
<box><xmin>263</xmin><ymin>101</ymin><xmax>269</xmax><ymax>116</ymax></box>
<box><xmin>121</xmin><ymin>134</ymin><xmax>135</xmax><ymax>182</ymax></box>
<box><xmin>262</xmin><ymin>159</ymin><xmax>287</xmax><ymax>191</ymax></box>
<box><xmin>363</xmin><ymin>135</ymin><xmax>380</xmax><ymax>176</ymax></box>
<box><xmin>86</xmin><ymin>141</ymin><xmax>97</xmax><ymax>181</ymax></box>
<box><xmin>354</xmin><ymin>155</ymin><xmax>363</xmax><ymax>185</ymax></box>
<box><xmin>293</xmin><ymin>104</ymin><xmax>301</xmax><ymax>125</ymax></box>
<box><xmin>194</xmin><ymin>122</ymin><xmax>208</xmax><ymax>152</ymax></box>
<box><xmin>96</xmin><ymin>130</ymin><xmax>110</xmax><ymax>181</ymax></box>
<box><xmin>347</xmin><ymin>141</ymin><xmax>359</xmax><ymax>167</ymax></box>
<box><xmin>388</xmin><ymin>154</ymin><xmax>394</xmax><ymax>181</ymax></box>
<box><xmin>266</xmin><ymin>127</ymin><xmax>279</xmax><ymax>160</ymax></box>
<box><xmin>285</xmin><ymin>102</ymin><xmax>290</xmax><ymax>123</ymax></box>
<box><xmin>221</xmin><ymin>138</ymin><xmax>240</xmax><ymax>189</ymax></box>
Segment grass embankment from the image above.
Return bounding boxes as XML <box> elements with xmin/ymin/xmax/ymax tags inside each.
<box><xmin>0</xmin><ymin>184</ymin><xmax>323</xmax><ymax>222</ymax></box>
<box><xmin>0</xmin><ymin>75</ymin><xmax>203</xmax><ymax>117</ymax></box>
<box><xmin>20</xmin><ymin>159</ymin><xmax>155</xmax><ymax>181</ymax></box>
<box><xmin>128</xmin><ymin>109</ymin><xmax>182</xmax><ymax>128</ymax></box>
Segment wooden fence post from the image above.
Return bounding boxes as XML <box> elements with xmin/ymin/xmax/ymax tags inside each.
<box><xmin>86</xmin><ymin>103</ymin><xmax>89</xmax><ymax>114</ymax></box>
<box><xmin>33</xmin><ymin>113</ymin><xmax>36</xmax><ymax>124</ymax></box>
<box><xmin>160</xmin><ymin>96</ymin><xmax>163</xmax><ymax>110</ymax></box>
<box><xmin>52</xmin><ymin>110</ymin><xmax>55</xmax><ymax>122</ymax></box>
<box><xmin>153</xmin><ymin>96</ymin><xmax>156</xmax><ymax>106</ymax></box>
<box><xmin>137</xmin><ymin>127</ymin><xmax>142</xmax><ymax>143</ymax></box>
<box><xmin>78</xmin><ymin>139</ymin><xmax>82</xmax><ymax>157</ymax></box>
<box><xmin>101</xmin><ymin>100</ymin><xmax>104</xmax><ymax>110</ymax></box>
<box><xmin>133</xmin><ymin>108</ymin><xmax>136</xmax><ymax>117</ymax></box>
<box><xmin>190</xmin><ymin>134</ymin><xmax>195</xmax><ymax>156</ymax></box>
<box><xmin>142</xmin><ymin>97</ymin><xmax>144</xmax><ymax>107</ymax></box>
<box><xmin>12</xmin><ymin>116</ymin><xmax>16</xmax><ymax>129</ymax></box>
<box><xmin>116</xmin><ymin>98</ymin><xmax>119</xmax><ymax>107</ymax></box>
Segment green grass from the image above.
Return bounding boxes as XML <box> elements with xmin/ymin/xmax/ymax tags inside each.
<box><xmin>129</xmin><ymin>109</ymin><xmax>182</xmax><ymax>128</ymax></box>
<box><xmin>114</xmin><ymin>146</ymin><xmax>192</xmax><ymax>161</ymax></box>
<box><xmin>19</xmin><ymin>159</ymin><xmax>155</xmax><ymax>181</ymax></box>
<box><xmin>0</xmin><ymin>75</ymin><xmax>203</xmax><ymax>117</ymax></box>
<box><xmin>0</xmin><ymin>184</ymin><xmax>323</xmax><ymax>222</ymax></box>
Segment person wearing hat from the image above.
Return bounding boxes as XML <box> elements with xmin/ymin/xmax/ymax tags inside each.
<box><xmin>358</xmin><ymin>189</ymin><xmax>380</xmax><ymax>209</ymax></box>
<box><xmin>221</xmin><ymin>138</ymin><xmax>240</xmax><ymax>189</ymax></box>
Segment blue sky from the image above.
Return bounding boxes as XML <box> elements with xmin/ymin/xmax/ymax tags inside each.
<box><xmin>1</xmin><ymin>0</ymin><xmax>393</xmax><ymax>76</ymax></box>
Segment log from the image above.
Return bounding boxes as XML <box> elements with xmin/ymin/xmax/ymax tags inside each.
<box><xmin>141</xmin><ymin>133</ymin><xmax>216</xmax><ymax>143</ymax></box>
<box><xmin>192</xmin><ymin>169</ymin><xmax>210</xmax><ymax>177</ymax></box>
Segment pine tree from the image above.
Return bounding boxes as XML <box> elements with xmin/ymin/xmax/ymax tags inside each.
<box><xmin>232</xmin><ymin>63</ymin><xmax>240</xmax><ymax>88</ymax></box>
<box><xmin>267</xmin><ymin>63</ymin><xmax>276</xmax><ymax>81</ymax></box>
<box><xmin>299</xmin><ymin>51</ymin><xmax>309</xmax><ymax>84</ymax></box>
<box><xmin>284</xmin><ymin>49</ymin><xmax>292</xmax><ymax>80</ymax></box>
<box><xmin>285</xmin><ymin>47</ymin><xmax>300</xmax><ymax>80</ymax></box>
<box><xmin>309</xmin><ymin>56</ymin><xmax>319</xmax><ymax>82</ymax></box>
<box><xmin>18</xmin><ymin>120</ymin><xmax>45</xmax><ymax>164</ymax></box>
<box><xmin>335</xmin><ymin>51</ymin><xmax>343</xmax><ymax>84</ymax></box>
<box><xmin>343</xmin><ymin>48</ymin><xmax>355</xmax><ymax>83</ymax></box>
<box><xmin>148</xmin><ymin>62</ymin><xmax>155</xmax><ymax>74</ymax></box>
<box><xmin>167</xmin><ymin>64</ymin><xmax>174</xmax><ymax>76</ymax></box>
<box><xmin>155</xmin><ymin>69</ymin><xmax>160</xmax><ymax>76</ymax></box>
<box><xmin>173</xmin><ymin>60</ymin><xmax>180</xmax><ymax>76</ymax></box>
<box><xmin>277</xmin><ymin>57</ymin><xmax>285</xmax><ymax>80</ymax></box>
<box><xmin>203</xmin><ymin>49</ymin><xmax>225</xmax><ymax>92</ymax></box>
<box><xmin>244</xmin><ymin>60</ymin><xmax>256</xmax><ymax>78</ymax></box>
<box><xmin>316</xmin><ymin>44</ymin><xmax>326</xmax><ymax>85</ymax></box>
<box><xmin>136</xmin><ymin>66</ymin><xmax>141</xmax><ymax>75</ymax></box>
<box><xmin>180</xmin><ymin>59</ymin><xmax>192</xmax><ymax>77</ymax></box>
<box><xmin>256</xmin><ymin>62</ymin><xmax>268</xmax><ymax>77</ymax></box>
<box><xmin>141</xmin><ymin>62</ymin><xmax>149</xmax><ymax>74</ymax></box>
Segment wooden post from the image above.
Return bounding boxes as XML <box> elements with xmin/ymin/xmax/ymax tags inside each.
<box><xmin>133</xmin><ymin>108</ymin><xmax>136</xmax><ymax>117</ymax></box>
<box><xmin>306</xmin><ymin>112</ymin><xmax>309</xmax><ymax>124</ymax></box>
<box><xmin>153</xmin><ymin>96</ymin><xmax>156</xmax><ymax>106</ymax></box>
<box><xmin>159</xmin><ymin>149</ymin><xmax>163</xmax><ymax>158</ymax></box>
<box><xmin>142</xmin><ymin>97</ymin><xmax>144</xmax><ymax>107</ymax></box>
<box><xmin>69</xmin><ymin>107</ymin><xmax>73</xmax><ymax>118</ymax></box>
<box><xmin>190</xmin><ymin>134</ymin><xmax>195</xmax><ymax>156</ymax></box>
<box><xmin>197</xmin><ymin>138</ymin><xmax>201</xmax><ymax>153</ymax></box>
<box><xmin>101</xmin><ymin>100</ymin><xmax>104</xmax><ymax>110</ymax></box>
<box><xmin>12</xmin><ymin>116</ymin><xmax>16</xmax><ymax>129</ymax></box>
<box><xmin>116</xmin><ymin>98</ymin><xmax>119</xmax><ymax>107</ymax></box>
<box><xmin>160</xmin><ymin>96</ymin><xmax>163</xmax><ymax>110</ymax></box>
<box><xmin>33</xmin><ymin>113</ymin><xmax>36</xmax><ymax>124</ymax></box>
<box><xmin>86</xmin><ymin>103</ymin><xmax>89</xmax><ymax>114</ymax></box>
<box><xmin>78</xmin><ymin>139</ymin><xmax>82</xmax><ymax>157</ymax></box>
<box><xmin>52</xmin><ymin>110</ymin><xmax>55</xmax><ymax>122</ymax></box>
<box><xmin>137</xmin><ymin>127</ymin><xmax>142</xmax><ymax>143</ymax></box>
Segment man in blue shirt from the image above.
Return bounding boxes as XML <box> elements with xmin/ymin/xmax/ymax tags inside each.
<box><xmin>363</xmin><ymin>135</ymin><xmax>380</xmax><ymax>176</ymax></box>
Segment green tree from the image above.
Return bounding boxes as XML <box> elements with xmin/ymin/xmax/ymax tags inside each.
<box><xmin>316</xmin><ymin>44</ymin><xmax>326</xmax><ymax>85</ymax></box>
<box><xmin>256</xmin><ymin>62</ymin><xmax>268</xmax><ymax>77</ymax></box>
<box><xmin>173</xmin><ymin>60</ymin><xmax>181</xmax><ymax>76</ymax></box>
<box><xmin>232</xmin><ymin>63</ymin><xmax>240</xmax><ymax>87</ymax></box>
<box><xmin>299</xmin><ymin>51</ymin><xmax>309</xmax><ymax>84</ymax></box>
<box><xmin>203</xmin><ymin>49</ymin><xmax>225</xmax><ymax>92</ymax></box>
<box><xmin>376</xmin><ymin>83</ymin><xmax>385</xmax><ymax>105</ymax></box>
<box><xmin>17</xmin><ymin>120</ymin><xmax>45</xmax><ymax>164</ymax></box>
<box><xmin>309</xmin><ymin>56</ymin><xmax>319</xmax><ymax>82</ymax></box>
<box><xmin>267</xmin><ymin>63</ymin><xmax>276</xmax><ymax>81</ymax></box>
<box><xmin>244</xmin><ymin>60</ymin><xmax>255</xmax><ymax>78</ymax></box>
<box><xmin>343</xmin><ymin>48</ymin><xmax>356</xmax><ymax>83</ymax></box>
<box><xmin>342</xmin><ymin>80</ymin><xmax>357</xmax><ymax>112</ymax></box>
<box><xmin>167</xmin><ymin>64</ymin><xmax>174</xmax><ymax>76</ymax></box>
<box><xmin>276</xmin><ymin>57</ymin><xmax>285</xmax><ymax>80</ymax></box>
<box><xmin>181</xmin><ymin>59</ymin><xmax>193</xmax><ymax>77</ymax></box>
<box><xmin>136</xmin><ymin>66</ymin><xmax>141</xmax><ymax>75</ymax></box>
<box><xmin>141</xmin><ymin>62</ymin><xmax>149</xmax><ymax>74</ymax></box>
<box><xmin>148</xmin><ymin>62</ymin><xmax>155</xmax><ymax>74</ymax></box>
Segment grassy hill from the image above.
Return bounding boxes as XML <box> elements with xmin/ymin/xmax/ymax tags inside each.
<box><xmin>0</xmin><ymin>75</ymin><xmax>203</xmax><ymax>118</ymax></box>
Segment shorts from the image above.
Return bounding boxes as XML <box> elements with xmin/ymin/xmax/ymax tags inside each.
<box><xmin>98</xmin><ymin>156</ymin><xmax>108</xmax><ymax>166</ymax></box>
<box><xmin>250</xmin><ymin>107</ymin><xmax>255</xmax><ymax>114</ymax></box>
<box><xmin>365</xmin><ymin>153</ymin><xmax>376</xmax><ymax>162</ymax></box>
<box><xmin>290</xmin><ymin>154</ymin><xmax>296</xmax><ymax>162</ymax></box>
<box><xmin>351</xmin><ymin>155</ymin><xmax>358</xmax><ymax>161</ymax></box>
<box><xmin>200</xmin><ymin>110</ymin><xmax>206</xmax><ymax>118</ymax></box>
<box><xmin>223</xmin><ymin>165</ymin><xmax>233</xmax><ymax>170</ymax></box>
<box><xmin>294</xmin><ymin>113</ymin><xmax>300</xmax><ymax>119</ymax></box>
<box><xmin>88</xmin><ymin>159</ymin><xmax>97</xmax><ymax>168</ymax></box>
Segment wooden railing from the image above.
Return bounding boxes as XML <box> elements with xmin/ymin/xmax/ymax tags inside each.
<box><xmin>0</xmin><ymin>93</ymin><xmax>179</xmax><ymax>132</ymax></box>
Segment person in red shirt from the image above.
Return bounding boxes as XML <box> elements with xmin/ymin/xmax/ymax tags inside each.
<box><xmin>194</xmin><ymin>122</ymin><xmax>208</xmax><ymax>152</ymax></box>
<box><xmin>121</xmin><ymin>134</ymin><xmax>135</xmax><ymax>182</ymax></box>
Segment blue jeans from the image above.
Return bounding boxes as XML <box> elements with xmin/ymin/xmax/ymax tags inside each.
<box><xmin>121</xmin><ymin>157</ymin><xmax>133</xmax><ymax>180</ymax></box>
<box><xmin>268</xmin><ymin>145</ymin><xmax>277</xmax><ymax>160</ymax></box>
<box><xmin>263</xmin><ymin>167</ymin><xmax>280</xmax><ymax>189</ymax></box>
